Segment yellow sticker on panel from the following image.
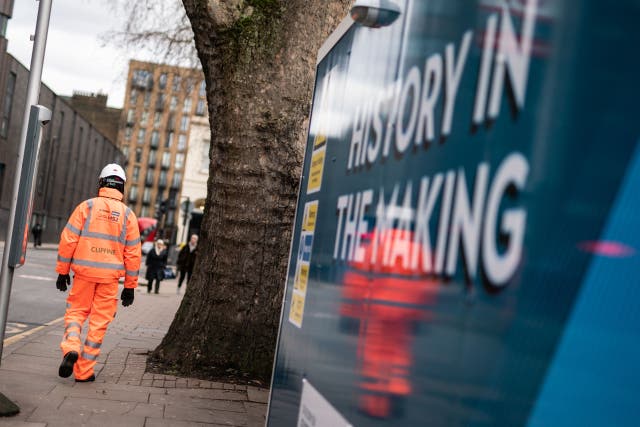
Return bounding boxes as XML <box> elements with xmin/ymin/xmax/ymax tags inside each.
<box><xmin>307</xmin><ymin>146</ymin><xmax>326</xmax><ymax>194</ymax></box>
<box><xmin>294</xmin><ymin>263</ymin><xmax>310</xmax><ymax>293</ymax></box>
<box><xmin>302</xmin><ymin>201</ymin><xmax>319</xmax><ymax>232</ymax></box>
<box><xmin>289</xmin><ymin>291</ymin><xmax>305</xmax><ymax>328</ymax></box>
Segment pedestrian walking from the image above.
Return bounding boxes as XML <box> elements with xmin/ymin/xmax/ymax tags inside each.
<box><xmin>31</xmin><ymin>222</ymin><xmax>42</xmax><ymax>247</ymax></box>
<box><xmin>176</xmin><ymin>234</ymin><xmax>198</xmax><ymax>293</ymax></box>
<box><xmin>55</xmin><ymin>163</ymin><xmax>141</xmax><ymax>382</ymax></box>
<box><xmin>145</xmin><ymin>239</ymin><xmax>168</xmax><ymax>294</ymax></box>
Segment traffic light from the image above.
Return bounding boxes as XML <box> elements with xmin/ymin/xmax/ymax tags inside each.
<box><xmin>182</xmin><ymin>197</ymin><xmax>191</xmax><ymax>226</ymax></box>
<box><xmin>154</xmin><ymin>200</ymin><xmax>167</xmax><ymax>219</ymax></box>
<box><xmin>181</xmin><ymin>197</ymin><xmax>190</xmax><ymax>215</ymax></box>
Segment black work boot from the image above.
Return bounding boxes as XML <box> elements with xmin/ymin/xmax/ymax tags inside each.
<box><xmin>75</xmin><ymin>374</ymin><xmax>95</xmax><ymax>383</ymax></box>
<box><xmin>58</xmin><ymin>351</ymin><xmax>79</xmax><ymax>378</ymax></box>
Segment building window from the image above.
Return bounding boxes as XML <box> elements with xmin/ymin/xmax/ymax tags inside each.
<box><xmin>172</xmin><ymin>75</ymin><xmax>181</xmax><ymax>92</ymax></box>
<box><xmin>199</xmin><ymin>80</ymin><xmax>206</xmax><ymax>97</ymax></box>
<box><xmin>151</xmin><ymin>131</ymin><xmax>159</xmax><ymax>147</ymax></box>
<box><xmin>162</xmin><ymin>152</ymin><xmax>171</xmax><ymax>168</ymax></box>
<box><xmin>159</xmin><ymin>170</ymin><xmax>168</xmax><ymax>187</ymax></box>
<box><xmin>141</xmin><ymin>206</ymin><xmax>149</xmax><ymax>217</ymax></box>
<box><xmin>0</xmin><ymin>14</ymin><xmax>9</xmax><ymax>38</ymax></box>
<box><xmin>0</xmin><ymin>163</ymin><xmax>5</xmax><ymax>200</ymax></box>
<box><xmin>1</xmin><ymin>72</ymin><xmax>16</xmax><ymax>138</ymax></box>
<box><xmin>153</xmin><ymin>112</ymin><xmax>161</xmax><ymax>129</ymax></box>
<box><xmin>172</xmin><ymin>172</ymin><xmax>182</xmax><ymax>188</ymax></box>
<box><xmin>141</xmin><ymin>110</ymin><xmax>149</xmax><ymax>126</ymax></box>
<box><xmin>159</xmin><ymin>73</ymin><xmax>168</xmax><ymax>90</ymax></box>
<box><xmin>122</xmin><ymin>146</ymin><xmax>129</xmax><ymax>159</ymax></box>
<box><xmin>129</xmin><ymin>89</ymin><xmax>138</xmax><ymax>106</ymax></box>
<box><xmin>128</xmin><ymin>185</ymin><xmax>138</xmax><ymax>203</ymax></box>
<box><xmin>58</xmin><ymin>111</ymin><xmax>65</xmax><ymax>141</ymax></box>
<box><xmin>182</xmin><ymin>98</ymin><xmax>192</xmax><ymax>114</ymax></box>
<box><xmin>132</xmin><ymin>69</ymin><xmax>152</xmax><ymax>89</ymax></box>
<box><xmin>144</xmin><ymin>91</ymin><xmax>151</xmax><ymax>108</ymax></box>
<box><xmin>195</xmin><ymin>99</ymin><xmax>206</xmax><ymax>116</ymax></box>
<box><xmin>132</xmin><ymin>166</ymin><xmax>140</xmax><ymax>182</ymax></box>
<box><xmin>137</xmin><ymin>129</ymin><xmax>146</xmax><ymax>145</ymax></box>
<box><xmin>145</xmin><ymin>169</ymin><xmax>154</xmax><ymax>185</ymax></box>
<box><xmin>124</xmin><ymin>127</ymin><xmax>132</xmax><ymax>140</ymax></box>
<box><xmin>201</xmin><ymin>141</ymin><xmax>210</xmax><ymax>171</ymax></box>
<box><xmin>177</xmin><ymin>134</ymin><xmax>186</xmax><ymax>151</ymax></box>
<box><xmin>180</xmin><ymin>116</ymin><xmax>189</xmax><ymax>131</ymax></box>
<box><xmin>175</xmin><ymin>153</ymin><xmax>185</xmax><ymax>170</ymax></box>
<box><xmin>156</xmin><ymin>93</ymin><xmax>165</xmax><ymax>111</ymax></box>
<box><xmin>166</xmin><ymin>210</ymin><xmax>175</xmax><ymax>226</ymax></box>
<box><xmin>166</xmin><ymin>132</ymin><xmax>175</xmax><ymax>148</ymax></box>
<box><xmin>143</xmin><ymin>188</ymin><xmax>152</xmax><ymax>204</ymax></box>
<box><xmin>135</xmin><ymin>148</ymin><xmax>142</xmax><ymax>163</ymax></box>
<box><xmin>186</xmin><ymin>79</ymin><xmax>194</xmax><ymax>94</ymax></box>
<box><xmin>170</xmin><ymin>96</ymin><xmax>178</xmax><ymax>111</ymax></box>
<box><xmin>148</xmin><ymin>149</ymin><xmax>157</xmax><ymax>167</ymax></box>
<box><xmin>126</xmin><ymin>109</ymin><xmax>135</xmax><ymax>125</ymax></box>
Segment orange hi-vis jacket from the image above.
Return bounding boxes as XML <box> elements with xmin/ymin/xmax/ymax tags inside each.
<box><xmin>56</xmin><ymin>187</ymin><xmax>141</xmax><ymax>288</ymax></box>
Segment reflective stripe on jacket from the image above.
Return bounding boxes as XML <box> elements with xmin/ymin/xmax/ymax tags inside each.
<box><xmin>56</xmin><ymin>187</ymin><xmax>142</xmax><ymax>288</ymax></box>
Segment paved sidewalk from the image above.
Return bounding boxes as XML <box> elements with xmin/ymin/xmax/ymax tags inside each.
<box><xmin>0</xmin><ymin>277</ymin><xmax>269</xmax><ymax>426</ymax></box>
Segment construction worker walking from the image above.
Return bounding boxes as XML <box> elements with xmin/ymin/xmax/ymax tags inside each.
<box><xmin>55</xmin><ymin>163</ymin><xmax>141</xmax><ymax>382</ymax></box>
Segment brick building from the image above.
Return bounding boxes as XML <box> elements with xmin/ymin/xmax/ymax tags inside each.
<box><xmin>0</xmin><ymin>0</ymin><xmax>123</xmax><ymax>242</ymax></box>
<box><xmin>66</xmin><ymin>91</ymin><xmax>121</xmax><ymax>143</ymax></box>
<box><xmin>118</xmin><ymin>60</ymin><xmax>207</xmax><ymax>242</ymax></box>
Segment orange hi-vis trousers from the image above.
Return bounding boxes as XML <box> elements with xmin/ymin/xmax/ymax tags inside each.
<box><xmin>60</xmin><ymin>276</ymin><xmax>118</xmax><ymax>380</ymax></box>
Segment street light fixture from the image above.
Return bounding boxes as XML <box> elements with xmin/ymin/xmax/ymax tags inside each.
<box><xmin>350</xmin><ymin>0</ymin><xmax>402</xmax><ymax>28</ymax></box>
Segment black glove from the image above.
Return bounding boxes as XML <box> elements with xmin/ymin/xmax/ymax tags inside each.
<box><xmin>121</xmin><ymin>288</ymin><xmax>134</xmax><ymax>307</ymax></box>
<box><xmin>56</xmin><ymin>274</ymin><xmax>70</xmax><ymax>292</ymax></box>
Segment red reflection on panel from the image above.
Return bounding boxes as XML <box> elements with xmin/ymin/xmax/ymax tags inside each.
<box><xmin>578</xmin><ymin>240</ymin><xmax>635</xmax><ymax>257</ymax></box>
<box><xmin>340</xmin><ymin>229</ymin><xmax>439</xmax><ymax>419</ymax></box>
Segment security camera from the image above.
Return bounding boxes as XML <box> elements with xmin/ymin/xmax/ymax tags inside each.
<box><xmin>350</xmin><ymin>0</ymin><xmax>401</xmax><ymax>28</ymax></box>
<box><xmin>35</xmin><ymin>105</ymin><xmax>52</xmax><ymax>126</ymax></box>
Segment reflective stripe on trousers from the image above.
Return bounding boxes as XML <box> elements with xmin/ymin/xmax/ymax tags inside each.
<box><xmin>60</xmin><ymin>276</ymin><xmax>118</xmax><ymax>380</ymax></box>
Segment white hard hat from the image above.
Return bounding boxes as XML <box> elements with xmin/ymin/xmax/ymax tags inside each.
<box><xmin>99</xmin><ymin>163</ymin><xmax>126</xmax><ymax>182</ymax></box>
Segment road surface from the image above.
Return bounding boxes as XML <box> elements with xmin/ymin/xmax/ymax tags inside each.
<box><xmin>1</xmin><ymin>245</ymin><xmax>66</xmax><ymax>339</ymax></box>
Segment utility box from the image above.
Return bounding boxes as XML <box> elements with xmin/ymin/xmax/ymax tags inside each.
<box><xmin>8</xmin><ymin>105</ymin><xmax>51</xmax><ymax>267</ymax></box>
<box><xmin>267</xmin><ymin>1</ymin><xmax>640</xmax><ymax>426</ymax></box>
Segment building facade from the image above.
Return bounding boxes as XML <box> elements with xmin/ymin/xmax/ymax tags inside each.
<box><xmin>118</xmin><ymin>60</ymin><xmax>207</xmax><ymax>243</ymax></box>
<box><xmin>67</xmin><ymin>91</ymin><xmax>121</xmax><ymax>143</ymax></box>
<box><xmin>176</xmin><ymin>112</ymin><xmax>209</xmax><ymax>243</ymax></box>
<box><xmin>0</xmin><ymin>1</ymin><xmax>123</xmax><ymax>242</ymax></box>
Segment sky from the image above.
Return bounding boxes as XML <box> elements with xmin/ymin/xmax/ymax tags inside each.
<box><xmin>6</xmin><ymin>0</ymin><xmax>138</xmax><ymax>108</ymax></box>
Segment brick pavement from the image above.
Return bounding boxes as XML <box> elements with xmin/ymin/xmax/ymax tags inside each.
<box><xmin>0</xmin><ymin>275</ymin><xmax>269</xmax><ymax>427</ymax></box>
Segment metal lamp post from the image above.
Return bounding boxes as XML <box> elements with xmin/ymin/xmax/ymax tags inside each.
<box><xmin>0</xmin><ymin>0</ymin><xmax>53</xmax><ymax>361</ymax></box>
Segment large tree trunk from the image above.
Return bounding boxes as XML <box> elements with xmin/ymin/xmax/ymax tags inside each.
<box><xmin>152</xmin><ymin>0</ymin><xmax>351</xmax><ymax>381</ymax></box>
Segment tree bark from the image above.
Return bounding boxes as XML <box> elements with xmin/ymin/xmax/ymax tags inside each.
<box><xmin>152</xmin><ymin>0</ymin><xmax>351</xmax><ymax>381</ymax></box>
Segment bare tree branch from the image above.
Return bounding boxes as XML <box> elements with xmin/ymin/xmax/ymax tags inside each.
<box><xmin>100</xmin><ymin>0</ymin><xmax>200</xmax><ymax>68</ymax></box>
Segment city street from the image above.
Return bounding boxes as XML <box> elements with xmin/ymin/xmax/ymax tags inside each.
<box><xmin>0</xmin><ymin>243</ymin><xmax>269</xmax><ymax>426</ymax></box>
<box><xmin>0</xmin><ymin>244</ymin><xmax>66</xmax><ymax>339</ymax></box>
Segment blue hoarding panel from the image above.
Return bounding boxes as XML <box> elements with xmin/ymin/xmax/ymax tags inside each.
<box><xmin>268</xmin><ymin>1</ymin><xmax>640</xmax><ymax>425</ymax></box>
<box><xmin>527</xmin><ymin>140</ymin><xmax>640</xmax><ymax>426</ymax></box>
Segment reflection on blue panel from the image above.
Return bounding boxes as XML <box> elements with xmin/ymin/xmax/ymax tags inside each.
<box><xmin>527</xmin><ymin>141</ymin><xmax>640</xmax><ymax>427</ymax></box>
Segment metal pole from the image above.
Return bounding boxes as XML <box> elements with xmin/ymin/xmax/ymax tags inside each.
<box><xmin>0</xmin><ymin>0</ymin><xmax>53</xmax><ymax>360</ymax></box>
